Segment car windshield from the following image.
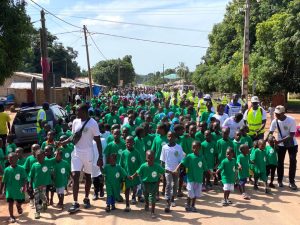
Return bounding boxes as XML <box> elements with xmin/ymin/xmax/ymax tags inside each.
<box><xmin>14</xmin><ymin>109</ymin><xmax>54</xmax><ymax>125</ymax></box>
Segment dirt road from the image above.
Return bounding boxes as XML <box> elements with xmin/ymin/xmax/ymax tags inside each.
<box><xmin>0</xmin><ymin>113</ymin><xmax>299</xmax><ymax>225</ymax></box>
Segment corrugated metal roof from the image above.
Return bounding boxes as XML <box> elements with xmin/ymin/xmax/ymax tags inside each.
<box><xmin>9</xmin><ymin>82</ymin><xmax>44</xmax><ymax>89</ymax></box>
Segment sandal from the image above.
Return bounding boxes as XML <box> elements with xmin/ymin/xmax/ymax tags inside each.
<box><xmin>9</xmin><ymin>217</ymin><xmax>16</xmax><ymax>223</ymax></box>
<box><xmin>222</xmin><ymin>199</ymin><xmax>229</xmax><ymax>206</ymax></box>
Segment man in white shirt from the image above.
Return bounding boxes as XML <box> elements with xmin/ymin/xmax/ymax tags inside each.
<box><xmin>61</xmin><ymin>104</ymin><xmax>103</xmax><ymax>213</ymax></box>
<box><xmin>160</xmin><ymin>131</ymin><xmax>184</xmax><ymax>212</ymax></box>
<box><xmin>268</xmin><ymin>105</ymin><xmax>298</xmax><ymax>190</ymax></box>
<box><xmin>222</xmin><ymin>113</ymin><xmax>244</xmax><ymax>139</ymax></box>
<box><xmin>213</xmin><ymin>104</ymin><xmax>229</xmax><ymax>126</ymax></box>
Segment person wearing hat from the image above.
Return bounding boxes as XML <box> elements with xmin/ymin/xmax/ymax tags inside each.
<box><xmin>243</xmin><ymin>96</ymin><xmax>267</xmax><ymax>141</ymax></box>
<box><xmin>268</xmin><ymin>105</ymin><xmax>298</xmax><ymax>190</ymax></box>
<box><xmin>197</xmin><ymin>94</ymin><xmax>215</xmax><ymax>117</ymax></box>
<box><xmin>224</xmin><ymin>94</ymin><xmax>242</xmax><ymax>117</ymax></box>
<box><xmin>36</xmin><ymin>102</ymin><xmax>49</xmax><ymax>133</ymax></box>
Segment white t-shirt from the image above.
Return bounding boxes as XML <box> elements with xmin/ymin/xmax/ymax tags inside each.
<box><xmin>269</xmin><ymin>115</ymin><xmax>298</xmax><ymax>146</ymax></box>
<box><xmin>243</xmin><ymin>107</ymin><xmax>267</xmax><ymax>121</ymax></box>
<box><xmin>222</xmin><ymin>117</ymin><xmax>244</xmax><ymax>139</ymax></box>
<box><xmin>160</xmin><ymin>144</ymin><xmax>184</xmax><ymax>171</ymax></box>
<box><xmin>72</xmin><ymin>118</ymin><xmax>101</xmax><ymax>154</ymax></box>
<box><xmin>213</xmin><ymin>113</ymin><xmax>229</xmax><ymax>126</ymax></box>
<box><xmin>92</xmin><ymin>138</ymin><xmax>107</xmax><ymax>178</ymax></box>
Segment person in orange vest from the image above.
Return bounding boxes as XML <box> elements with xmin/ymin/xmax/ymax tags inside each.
<box><xmin>243</xmin><ymin>96</ymin><xmax>267</xmax><ymax>141</ymax></box>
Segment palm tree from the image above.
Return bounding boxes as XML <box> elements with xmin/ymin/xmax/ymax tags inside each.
<box><xmin>176</xmin><ymin>62</ymin><xmax>189</xmax><ymax>83</ymax></box>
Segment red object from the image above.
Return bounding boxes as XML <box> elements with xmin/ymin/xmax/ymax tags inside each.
<box><xmin>40</xmin><ymin>57</ymin><xmax>50</xmax><ymax>80</ymax></box>
<box><xmin>295</xmin><ymin>126</ymin><xmax>300</xmax><ymax>137</ymax></box>
<box><xmin>242</xmin><ymin>64</ymin><xmax>250</xmax><ymax>78</ymax></box>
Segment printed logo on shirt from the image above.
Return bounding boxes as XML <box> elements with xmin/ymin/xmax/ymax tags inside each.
<box><xmin>264</xmin><ymin>157</ymin><xmax>266</xmax><ymax>162</ymax></box>
<box><xmin>269</xmin><ymin>149</ymin><xmax>274</xmax><ymax>154</ymax></box>
<box><xmin>147</xmin><ymin>141</ymin><xmax>152</xmax><ymax>146</ymax></box>
<box><xmin>174</xmin><ymin>151</ymin><xmax>179</xmax><ymax>157</ymax></box>
<box><xmin>118</xmin><ymin>149</ymin><xmax>123</xmax><ymax>155</ymax></box>
<box><xmin>115</xmin><ymin>172</ymin><xmax>120</xmax><ymax>178</ymax></box>
<box><xmin>65</xmin><ymin>153</ymin><xmax>70</xmax><ymax>158</ymax></box>
<box><xmin>244</xmin><ymin>142</ymin><xmax>248</xmax><ymax>145</ymax></box>
<box><xmin>233</xmin><ymin>167</ymin><xmax>235</xmax><ymax>172</ymax></box>
<box><xmin>283</xmin><ymin>126</ymin><xmax>289</xmax><ymax>131</ymax></box>
<box><xmin>8</xmin><ymin>148</ymin><xmax>13</xmax><ymax>153</ymax></box>
<box><xmin>113</xmin><ymin>119</ymin><xmax>117</xmax><ymax>123</ymax></box>
<box><xmin>161</xmin><ymin>142</ymin><xmax>166</xmax><ymax>146</ymax></box>
<box><xmin>131</xmin><ymin>156</ymin><xmax>136</xmax><ymax>163</ymax></box>
<box><xmin>15</xmin><ymin>174</ymin><xmax>20</xmax><ymax>180</ymax></box>
<box><xmin>198</xmin><ymin>161</ymin><xmax>202</xmax><ymax>168</ymax></box>
<box><xmin>152</xmin><ymin>171</ymin><xmax>157</xmax><ymax>178</ymax></box>
<box><xmin>61</xmin><ymin>168</ymin><xmax>66</xmax><ymax>174</ymax></box>
<box><xmin>131</xmin><ymin>131</ymin><xmax>136</xmax><ymax>136</ymax></box>
<box><xmin>42</xmin><ymin>166</ymin><xmax>48</xmax><ymax>173</ymax></box>
<box><xmin>210</xmin><ymin>148</ymin><xmax>214</xmax><ymax>153</ymax></box>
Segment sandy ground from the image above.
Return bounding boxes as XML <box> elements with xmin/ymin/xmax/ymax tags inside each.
<box><xmin>0</xmin><ymin>113</ymin><xmax>300</xmax><ymax>225</ymax></box>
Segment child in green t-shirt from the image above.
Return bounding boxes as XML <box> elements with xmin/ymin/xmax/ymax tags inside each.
<box><xmin>233</xmin><ymin>130</ymin><xmax>242</xmax><ymax>158</ymax></box>
<box><xmin>54</xmin><ymin>118</ymin><xmax>63</xmax><ymax>141</ymax></box>
<box><xmin>175</xmin><ymin>140</ymin><xmax>210</xmax><ymax>212</ymax></box>
<box><xmin>3</xmin><ymin>153</ymin><xmax>27</xmax><ymax>223</ymax></box>
<box><xmin>5</xmin><ymin>134</ymin><xmax>17</xmax><ymax>166</ymax></box>
<box><xmin>237</xmin><ymin>144</ymin><xmax>250</xmax><ymax>200</ymax></box>
<box><xmin>58</xmin><ymin>135</ymin><xmax>73</xmax><ymax>165</ymax></box>
<box><xmin>265</xmin><ymin>136</ymin><xmax>278</xmax><ymax>188</ymax></box>
<box><xmin>41</xmin><ymin>131</ymin><xmax>56</xmax><ymax>152</ymax></box>
<box><xmin>134</xmin><ymin>127</ymin><xmax>146</xmax><ymax>162</ymax></box>
<box><xmin>102</xmin><ymin>153</ymin><xmax>128</xmax><ymax>213</ymax></box>
<box><xmin>44</xmin><ymin>145</ymin><xmax>55</xmax><ymax>205</ymax></box>
<box><xmin>250</xmin><ymin>139</ymin><xmax>269</xmax><ymax>193</ymax></box>
<box><xmin>240</xmin><ymin>125</ymin><xmax>253</xmax><ymax>148</ymax></box>
<box><xmin>130</xmin><ymin>150</ymin><xmax>165</xmax><ymax>219</ymax></box>
<box><xmin>104</xmin><ymin>129</ymin><xmax>126</xmax><ymax>164</ymax></box>
<box><xmin>215</xmin><ymin>147</ymin><xmax>236</xmax><ymax>206</ymax></box>
<box><xmin>38</xmin><ymin>122</ymin><xmax>50</xmax><ymax>145</ymax></box>
<box><xmin>53</xmin><ymin>150</ymin><xmax>70</xmax><ymax>210</ymax></box>
<box><xmin>120</xmin><ymin>136</ymin><xmax>142</xmax><ymax>212</ymax></box>
<box><xmin>16</xmin><ymin>147</ymin><xmax>26</xmax><ymax>167</ymax></box>
<box><xmin>216</xmin><ymin>127</ymin><xmax>233</xmax><ymax>163</ymax></box>
<box><xmin>195</xmin><ymin>121</ymin><xmax>207</xmax><ymax>143</ymax></box>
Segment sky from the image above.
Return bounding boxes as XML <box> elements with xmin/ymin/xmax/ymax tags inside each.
<box><xmin>26</xmin><ymin>0</ymin><xmax>231</xmax><ymax>75</ymax></box>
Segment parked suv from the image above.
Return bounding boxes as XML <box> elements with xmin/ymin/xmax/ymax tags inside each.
<box><xmin>11</xmin><ymin>104</ymin><xmax>68</xmax><ymax>146</ymax></box>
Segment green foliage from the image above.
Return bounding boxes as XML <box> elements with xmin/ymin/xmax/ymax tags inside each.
<box><xmin>0</xmin><ymin>0</ymin><xmax>33</xmax><ymax>84</ymax></box>
<box><xmin>193</xmin><ymin>0</ymin><xmax>298</xmax><ymax>94</ymax></box>
<box><xmin>92</xmin><ymin>55</ymin><xmax>135</xmax><ymax>87</ymax></box>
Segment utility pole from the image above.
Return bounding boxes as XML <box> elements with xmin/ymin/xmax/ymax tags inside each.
<box><xmin>118</xmin><ymin>59</ymin><xmax>121</xmax><ymax>87</ymax></box>
<box><xmin>242</xmin><ymin>0</ymin><xmax>250</xmax><ymax>99</ymax></box>
<box><xmin>40</xmin><ymin>10</ymin><xmax>50</xmax><ymax>102</ymax></box>
<box><xmin>162</xmin><ymin>64</ymin><xmax>165</xmax><ymax>88</ymax></box>
<box><xmin>83</xmin><ymin>25</ymin><xmax>93</xmax><ymax>99</ymax></box>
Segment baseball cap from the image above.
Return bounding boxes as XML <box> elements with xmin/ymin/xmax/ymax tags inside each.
<box><xmin>275</xmin><ymin>105</ymin><xmax>285</xmax><ymax>114</ymax></box>
<box><xmin>204</xmin><ymin>94</ymin><xmax>211</xmax><ymax>100</ymax></box>
<box><xmin>75</xmin><ymin>95</ymin><xmax>80</xmax><ymax>100</ymax></box>
<box><xmin>251</xmin><ymin>96</ymin><xmax>259</xmax><ymax>103</ymax></box>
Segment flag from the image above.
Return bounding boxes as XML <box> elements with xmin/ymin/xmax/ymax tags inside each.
<box><xmin>41</xmin><ymin>57</ymin><xmax>50</xmax><ymax>80</ymax></box>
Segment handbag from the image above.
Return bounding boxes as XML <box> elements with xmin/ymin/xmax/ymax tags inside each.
<box><xmin>276</xmin><ymin>119</ymin><xmax>294</xmax><ymax>148</ymax></box>
<box><xmin>71</xmin><ymin>118</ymin><xmax>90</xmax><ymax>145</ymax></box>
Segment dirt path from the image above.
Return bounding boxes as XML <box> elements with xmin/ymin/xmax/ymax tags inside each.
<box><xmin>1</xmin><ymin>113</ymin><xmax>299</xmax><ymax>225</ymax></box>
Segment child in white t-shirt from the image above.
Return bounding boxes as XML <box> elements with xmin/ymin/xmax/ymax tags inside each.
<box><xmin>160</xmin><ymin>131</ymin><xmax>184</xmax><ymax>213</ymax></box>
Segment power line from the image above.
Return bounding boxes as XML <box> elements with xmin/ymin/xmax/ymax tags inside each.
<box><xmin>90</xmin><ymin>32</ymin><xmax>207</xmax><ymax>48</ymax></box>
<box><xmin>52</xmin><ymin>30</ymin><xmax>82</xmax><ymax>36</ymax></box>
<box><xmin>88</xmin><ymin>32</ymin><xmax>108</xmax><ymax>60</ymax></box>
<box><xmin>59</xmin><ymin>15</ymin><xmax>209</xmax><ymax>32</ymax></box>
<box><xmin>29</xmin><ymin>0</ymin><xmax>82</xmax><ymax>29</ymax></box>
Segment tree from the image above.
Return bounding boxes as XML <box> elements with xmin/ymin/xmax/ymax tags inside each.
<box><xmin>92</xmin><ymin>55</ymin><xmax>135</xmax><ymax>86</ymax></box>
<box><xmin>176</xmin><ymin>62</ymin><xmax>189</xmax><ymax>83</ymax></box>
<box><xmin>0</xmin><ymin>0</ymin><xmax>33</xmax><ymax>84</ymax></box>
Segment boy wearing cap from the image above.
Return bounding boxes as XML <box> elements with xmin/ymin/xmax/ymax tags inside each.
<box><xmin>268</xmin><ymin>105</ymin><xmax>298</xmax><ymax>190</ymax></box>
<box><xmin>243</xmin><ymin>96</ymin><xmax>267</xmax><ymax>141</ymax></box>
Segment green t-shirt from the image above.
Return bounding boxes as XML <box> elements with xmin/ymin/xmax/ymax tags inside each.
<box><xmin>38</xmin><ymin>129</ymin><xmax>47</xmax><ymax>145</ymax></box>
<box><xmin>136</xmin><ymin>162</ymin><xmax>165</xmax><ymax>183</ymax></box>
<box><xmin>6</xmin><ymin>143</ymin><xmax>17</xmax><ymax>156</ymax></box>
<box><xmin>212</xmin><ymin>132</ymin><xmax>222</xmax><ymax>142</ymax></box>
<box><xmin>218</xmin><ymin>158</ymin><xmax>236</xmax><ymax>184</ymax></box>
<box><xmin>201</xmin><ymin>140</ymin><xmax>216</xmax><ymax>170</ymax></box>
<box><xmin>179</xmin><ymin>135</ymin><xmax>194</xmax><ymax>155</ymax></box>
<box><xmin>195</xmin><ymin>131</ymin><xmax>205</xmax><ymax>143</ymax></box>
<box><xmin>240</xmin><ymin>135</ymin><xmax>253</xmax><ymax>148</ymax></box>
<box><xmin>104</xmin><ymin>140</ymin><xmax>126</xmax><ymax>163</ymax></box>
<box><xmin>216</xmin><ymin>138</ymin><xmax>233</xmax><ymax>162</ymax></box>
<box><xmin>122</xmin><ymin>123</ymin><xmax>137</xmax><ymax>137</ymax></box>
<box><xmin>106</xmin><ymin>134</ymin><xmax>114</xmax><ymax>144</ymax></box>
<box><xmin>250</xmin><ymin>148</ymin><xmax>267</xmax><ymax>173</ymax></box>
<box><xmin>0</xmin><ymin>148</ymin><xmax>5</xmax><ymax>173</ymax></box>
<box><xmin>17</xmin><ymin>157</ymin><xmax>26</xmax><ymax>167</ymax></box>
<box><xmin>233</xmin><ymin>140</ymin><xmax>242</xmax><ymax>158</ymax></box>
<box><xmin>149</xmin><ymin>106</ymin><xmax>158</xmax><ymax>117</ymax></box>
<box><xmin>41</xmin><ymin>141</ymin><xmax>56</xmax><ymax>152</ymax></box>
<box><xmin>151</xmin><ymin>134</ymin><xmax>168</xmax><ymax>164</ymax></box>
<box><xmin>53</xmin><ymin>159</ymin><xmax>70</xmax><ymax>188</ymax></box>
<box><xmin>118</xmin><ymin>106</ymin><xmax>129</xmax><ymax>116</ymax></box>
<box><xmin>134</xmin><ymin>137</ymin><xmax>146</xmax><ymax>162</ymax></box>
<box><xmin>237</xmin><ymin>154</ymin><xmax>249</xmax><ymax>179</ymax></box>
<box><xmin>181</xmin><ymin>153</ymin><xmax>207</xmax><ymax>183</ymax></box>
<box><xmin>29</xmin><ymin>158</ymin><xmax>55</xmax><ymax>189</ymax></box>
<box><xmin>143</xmin><ymin>134</ymin><xmax>155</xmax><ymax>150</ymax></box>
<box><xmin>103</xmin><ymin>164</ymin><xmax>127</xmax><ymax>198</ymax></box>
<box><xmin>104</xmin><ymin>113</ymin><xmax>121</xmax><ymax>126</ymax></box>
<box><xmin>24</xmin><ymin>155</ymin><xmax>37</xmax><ymax>175</ymax></box>
<box><xmin>3</xmin><ymin>165</ymin><xmax>27</xmax><ymax>200</ymax></box>
<box><xmin>135</xmin><ymin>117</ymin><xmax>144</xmax><ymax>126</ymax></box>
<box><xmin>265</xmin><ymin>145</ymin><xmax>277</xmax><ymax>166</ymax></box>
<box><xmin>59</xmin><ymin>145</ymin><xmax>73</xmax><ymax>164</ymax></box>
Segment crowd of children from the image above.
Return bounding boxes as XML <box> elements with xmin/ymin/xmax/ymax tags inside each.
<box><xmin>0</xmin><ymin>89</ymin><xmax>280</xmax><ymax>222</ymax></box>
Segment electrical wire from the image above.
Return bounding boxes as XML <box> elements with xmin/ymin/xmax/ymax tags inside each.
<box><xmin>88</xmin><ymin>32</ymin><xmax>108</xmax><ymax>60</ymax></box>
<box><xmin>52</xmin><ymin>30</ymin><xmax>82</xmax><ymax>36</ymax></box>
<box><xmin>90</xmin><ymin>32</ymin><xmax>207</xmax><ymax>48</ymax></box>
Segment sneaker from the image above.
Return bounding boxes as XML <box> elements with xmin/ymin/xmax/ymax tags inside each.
<box><xmin>222</xmin><ymin>199</ymin><xmax>229</xmax><ymax>206</ymax></box>
<box><xmin>105</xmin><ymin>205</ymin><xmax>111</xmax><ymax>213</ymax></box>
<box><xmin>242</xmin><ymin>193</ymin><xmax>250</xmax><ymax>200</ymax></box>
<box><xmin>269</xmin><ymin>183</ymin><xmax>276</xmax><ymax>188</ymax></box>
<box><xmin>100</xmin><ymin>190</ymin><xmax>104</xmax><ymax>198</ymax></box>
<box><xmin>171</xmin><ymin>201</ymin><xmax>176</xmax><ymax>207</ymax></box>
<box><xmin>289</xmin><ymin>183</ymin><xmax>298</xmax><ymax>190</ymax></box>
<box><xmin>92</xmin><ymin>194</ymin><xmax>99</xmax><ymax>201</ymax></box>
<box><xmin>124</xmin><ymin>206</ymin><xmax>131</xmax><ymax>212</ymax></box>
<box><xmin>131</xmin><ymin>198</ymin><xmax>137</xmax><ymax>205</ymax></box>
<box><xmin>9</xmin><ymin>216</ymin><xmax>16</xmax><ymax>223</ymax></box>
<box><xmin>227</xmin><ymin>200</ymin><xmax>233</xmax><ymax>204</ymax></box>
<box><xmin>191</xmin><ymin>206</ymin><xmax>198</xmax><ymax>212</ymax></box>
<box><xmin>68</xmin><ymin>202</ymin><xmax>80</xmax><ymax>213</ymax></box>
<box><xmin>83</xmin><ymin>198</ymin><xmax>91</xmax><ymax>209</ymax></box>
<box><xmin>278</xmin><ymin>182</ymin><xmax>284</xmax><ymax>188</ymax></box>
<box><xmin>185</xmin><ymin>205</ymin><xmax>192</xmax><ymax>212</ymax></box>
<box><xmin>35</xmin><ymin>212</ymin><xmax>40</xmax><ymax>219</ymax></box>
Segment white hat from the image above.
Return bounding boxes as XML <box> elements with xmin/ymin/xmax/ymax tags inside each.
<box><xmin>251</xmin><ymin>96</ymin><xmax>259</xmax><ymax>103</ymax></box>
<box><xmin>204</xmin><ymin>94</ymin><xmax>211</xmax><ymax>100</ymax></box>
<box><xmin>275</xmin><ymin>105</ymin><xmax>285</xmax><ymax>114</ymax></box>
<box><xmin>75</xmin><ymin>95</ymin><xmax>80</xmax><ymax>100</ymax></box>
